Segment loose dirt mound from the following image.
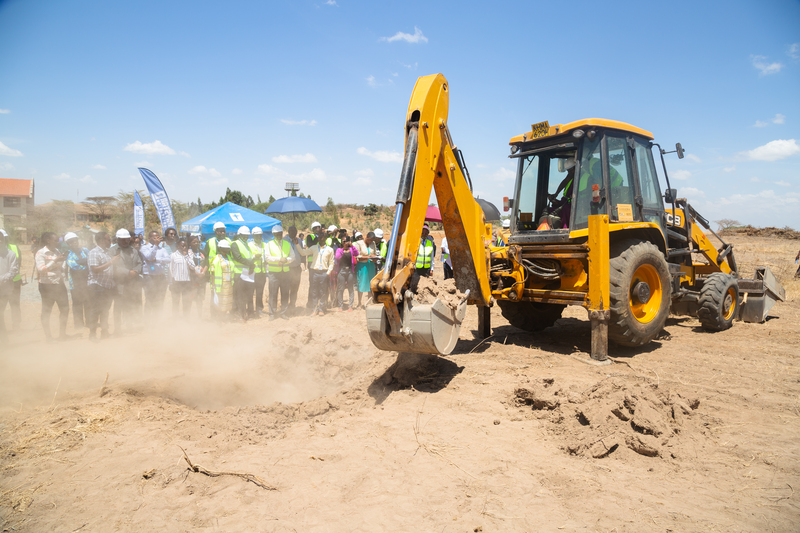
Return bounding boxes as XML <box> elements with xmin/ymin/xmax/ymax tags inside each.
<box><xmin>415</xmin><ymin>277</ymin><xmax>465</xmax><ymax>309</ymax></box>
<box><xmin>513</xmin><ymin>377</ymin><xmax>700</xmax><ymax>459</ymax></box>
<box><xmin>723</xmin><ymin>226</ymin><xmax>800</xmax><ymax>240</ymax></box>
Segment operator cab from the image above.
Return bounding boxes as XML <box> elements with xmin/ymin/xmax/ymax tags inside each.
<box><xmin>506</xmin><ymin>119</ymin><xmax>666</xmax><ymax>244</ymax></box>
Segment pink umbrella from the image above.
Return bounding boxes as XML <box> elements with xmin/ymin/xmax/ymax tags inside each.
<box><xmin>425</xmin><ymin>205</ymin><xmax>442</xmax><ymax>223</ymax></box>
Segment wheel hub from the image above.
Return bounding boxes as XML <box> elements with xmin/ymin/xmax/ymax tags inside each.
<box><xmin>631</xmin><ymin>281</ymin><xmax>651</xmax><ymax>305</ymax></box>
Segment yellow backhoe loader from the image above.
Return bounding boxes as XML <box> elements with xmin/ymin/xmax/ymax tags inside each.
<box><xmin>367</xmin><ymin>73</ymin><xmax>784</xmax><ymax>360</ymax></box>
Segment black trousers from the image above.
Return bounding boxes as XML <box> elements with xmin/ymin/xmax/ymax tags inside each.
<box><xmin>254</xmin><ymin>272</ymin><xmax>267</xmax><ymax>311</ymax></box>
<box><xmin>39</xmin><ymin>283</ymin><xmax>69</xmax><ymax>339</ymax></box>
<box><xmin>71</xmin><ymin>283</ymin><xmax>89</xmax><ymax>328</ymax></box>
<box><xmin>114</xmin><ymin>280</ymin><xmax>142</xmax><ymax>332</ymax></box>
<box><xmin>268</xmin><ymin>271</ymin><xmax>289</xmax><ymax>316</ymax></box>
<box><xmin>444</xmin><ymin>263</ymin><xmax>453</xmax><ymax>280</ymax></box>
<box><xmin>143</xmin><ymin>275</ymin><xmax>167</xmax><ymax>318</ymax></box>
<box><xmin>309</xmin><ymin>269</ymin><xmax>329</xmax><ymax>312</ymax></box>
<box><xmin>10</xmin><ymin>279</ymin><xmax>21</xmax><ymax>327</ymax></box>
<box><xmin>87</xmin><ymin>284</ymin><xmax>114</xmax><ymax>337</ymax></box>
<box><xmin>233</xmin><ymin>275</ymin><xmax>254</xmax><ymax>319</ymax></box>
<box><xmin>0</xmin><ymin>289</ymin><xmax>9</xmax><ymax>336</ymax></box>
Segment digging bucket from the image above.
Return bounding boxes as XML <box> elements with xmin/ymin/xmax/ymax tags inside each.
<box><xmin>738</xmin><ymin>267</ymin><xmax>786</xmax><ymax>323</ymax></box>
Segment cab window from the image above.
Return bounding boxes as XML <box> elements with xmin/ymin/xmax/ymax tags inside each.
<box><xmin>607</xmin><ymin>135</ymin><xmax>636</xmax><ymax>221</ymax></box>
<box><xmin>634</xmin><ymin>138</ymin><xmax>663</xmax><ymax>210</ymax></box>
<box><xmin>573</xmin><ymin>135</ymin><xmax>605</xmax><ymax>230</ymax></box>
<box><xmin>514</xmin><ymin>155</ymin><xmax>539</xmax><ymax>231</ymax></box>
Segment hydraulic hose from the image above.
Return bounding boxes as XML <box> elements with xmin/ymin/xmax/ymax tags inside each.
<box><xmin>383</xmin><ymin>124</ymin><xmax>419</xmax><ymax>277</ymax></box>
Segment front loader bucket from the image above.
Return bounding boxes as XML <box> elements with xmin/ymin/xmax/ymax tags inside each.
<box><xmin>366</xmin><ymin>296</ymin><xmax>469</xmax><ymax>355</ymax></box>
<box><xmin>738</xmin><ymin>267</ymin><xmax>786</xmax><ymax>323</ymax></box>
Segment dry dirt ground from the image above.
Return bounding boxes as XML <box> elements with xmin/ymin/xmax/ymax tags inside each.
<box><xmin>1</xmin><ymin>234</ymin><xmax>799</xmax><ymax>532</ymax></box>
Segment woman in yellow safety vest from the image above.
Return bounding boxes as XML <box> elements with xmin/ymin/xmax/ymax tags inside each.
<box><xmin>210</xmin><ymin>240</ymin><xmax>233</xmax><ymax>314</ymax></box>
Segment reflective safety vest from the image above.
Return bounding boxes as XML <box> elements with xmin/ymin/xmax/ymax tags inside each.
<box><xmin>378</xmin><ymin>241</ymin><xmax>387</xmax><ymax>259</ymax></box>
<box><xmin>206</xmin><ymin>237</ymin><xmax>230</xmax><ymax>265</ymax></box>
<box><xmin>231</xmin><ymin>239</ymin><xmax>252</xmax><ymax>274</ymax></box>
<box><xmin>248</xmin><ymin>241</ymin><xmax>264</xmax><ymax>274</ymax></box>
<box><xmin>210</xmin><ymin>254</ymin><xmax>233</xmax><ymax>293</ymax></box>
<box><xmin>267</xmin><ymin>238</ymin><xmax>292</xmax><ymax>273</ymax></box>
<box><xmin>306</xmin><ymin>235</ymin><xmax>318</xmax><ymax>264</ymax></box>
<box><xmin>9</xmin><ymin>244</ymin><xmax>21</xmax><ymax>282</ymax></box>
<box><xmin>415</xmin><ymin>238</ymin><xmax>434</xmax><ymax>269</ymax></box>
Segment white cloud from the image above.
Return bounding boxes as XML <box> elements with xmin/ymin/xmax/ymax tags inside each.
<box><xmin>91</xmin><ymin>164</ymin><xmax>106</xmax><ymax>170</ymax></box>
<box><xmin>53</xmin><ymin>173</ymin><xmax>70</xmax><ymax>181</ymax></box>
<box><xmin>0</xmin><ymin>109</ymin><xmax>10</xmax><ymax>114</ymax></box>
<box><xmin>366</xmin><ymin>75</ymin><xmax>377</xmax><ymax>88</ymax></box>
<box><xmin>671</xmin><ymin>169</ymin><xmax>692</xmax><ymax>181</ymax></box>
<box><xmin>723</xmin><ymin>166</ymin><xmax>736</xmax><ymax>173</ymax></box>
<box><xmin>750</xmin><ymin>176</ymin><xmax>761</xmax><ymax>182</ymax></box>
<box><xmin>381</xmin><ymin>27</ymin><xmax>428</xmax><ymax>44</ymax></box>
<box><xmin>123</xmin><ymin>140</ymin><xmax>176</xmax><ymax>155</ymax></box>
<box><xmin>686</xmin><ymin>154</ymin><xmax>702</xmax><ymax>163</ymax></box>
<box><xmin>272</xmin><ymin>153</ymin><xmax>318</xmax><ymax>163</ymax></box>
<box><xmin>257</xmin><ymin>164</ymin><xmax>280</xmax><ymax>175</ymax></box>
<box><xmin>719</xmin><ymin>189</ymin><xmax>799</xmax><ymax>207</ymax></box>
<box><xmin>754</xmin><ymin>120</ymin><xmax>768</xmax><ymax>128</ymax></box>
<box><xmin>775</xmin><ymin>180</ymin><xmax>791</xmax><ymax>187</ymax></box>
<box><xmin>0</xmin><ymin>162</ymin><xmax>14</xmax><ymax>171</ymax></box>
<box><xmin>751</xmin><ymin>55</ymin><xmax>783</xmax><ymax>76</ymax></box>
<box><xmin>354</xmin><ymin>177</ymin><xmax>372</xmax><ymax>186</ymax></box>
<box><xmin>179</xmin><ymin>151</ymin><xmax>190</xmax><ymax>158</ymax></box>
<box><xmin>401</xmin><ymin>62</ymin><xmax>418</xmax><ymax>70</ymax></box>
<box><xmin>741</xmin><ymin>139</ymin><xmax>800</xmax><ymax>161</ymax></box>
<box><xmin>188</xmin><ymin>165</ymin><xmax>221</xmax><ymax>177</ymax></box>
<box><xmin>325</xmin><ymin>0</ymin><xmax>337</xmax><ymax>5</ymax></box>
<box><xmin>357</xmin><ymin>146</ymin><xmax>402</xmax><ymax>163</ymax></box>
<box><xmin>231</xmin><ymin>168</ymin><xmax>243</xmax><ymax>175</ymax></box>
<box><xmin>80</xmin><ymin>175</ymin><xmax>96</xmax><ymax>184</ymax></box>
<box><xmin>280</xmin><ymin>119</ymin><xmax>318</xmax><ymax>126</ymax></box>
<box><xmin>678</xmin><ymin>187</ymin><xmax>705</xmax><ymax>198</ymax></box>
<box><xmin>0</xmin><ymin>141</ymin><xmax>23</xmax><ymax>157</ymax></box>
<box><xmin>491</xmin><ymin>167</ymin><xmax>516</xmax><ymax>182</ymax></box>
<box><xmin>788</xmin><ymin>43</ymin><xmax>799</xmax><ymax>60</ymax></box>
<box><xmin>773</xmin><ymin>113</ymin><xmax>785</xmax><ymax>124</ymax></box>
<box><xmin>355</xmin><ymin>168</ymin><xmax>374</xmax><ymax>177</ymax></box>
<box><xmin>135</xmin><ymin>161</ymin><xmax>151</xmax><ymax>167</ymax></box>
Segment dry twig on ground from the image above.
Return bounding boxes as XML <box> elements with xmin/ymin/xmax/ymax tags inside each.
<box><xmin>177</xmin><ymin>445</ymin><xmax>277</xmax><ymax>491</ymax></box>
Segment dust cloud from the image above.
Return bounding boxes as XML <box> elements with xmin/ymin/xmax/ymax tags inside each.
<box><xmin>0</xmin><ymin>317</ymin><xmax>374</xmax><ymax>411</ymax></box>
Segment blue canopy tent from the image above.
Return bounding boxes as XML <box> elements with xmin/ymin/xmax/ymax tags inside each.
<box><xmin>181</xmin><ymin>202</ymin><xmax>281</xmax><ymax>237</ymax></box>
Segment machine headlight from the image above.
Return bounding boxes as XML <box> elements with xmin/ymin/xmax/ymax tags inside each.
<box><xmin>510</xmin><ymin>144</ymin><xmax>519</xmax><ymax>155</ymax></box>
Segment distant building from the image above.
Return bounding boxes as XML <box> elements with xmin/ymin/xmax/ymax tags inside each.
<box><xmin>0</xmin><ymin>178</ymin><xmax>35</xmax><ymax>241</ymax></box>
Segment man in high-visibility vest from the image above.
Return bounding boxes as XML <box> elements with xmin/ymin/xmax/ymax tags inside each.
<box><xmin>209</xmin><ymin>239</ymin><xmax>234</xmax><ymax>315</ymax></box>
<box><xmin>265</xmin><ymin>224</ymin><xmax>296</xmax><ymax>320</ymax></box>
<box><xmin>0</xmin><ymin>229</ymin><xmax>22</xmax><ymax>329</ymax></box>
<box><xmin>249</xmin><ymin>226</ymin><xmax>267</xmax><ymax>316</ymax></box>
<box><xmin>204</xmin><ymin>222</ymin><xmax>230</xmax><ymax>315</ymax></box>
<box><xmin>441</xmin><ymin>236</ymin><xmax>453</xmax><ymax>280</ymax></box>
<box><xmin>230</xmin><ymin>226</ymin><xmax>255</xmax><ymax>321</ymax></box>
<box><xmin>411</xmin><ymin>223</ymin><xmax>436</xmax><ymax>292</ymax></box>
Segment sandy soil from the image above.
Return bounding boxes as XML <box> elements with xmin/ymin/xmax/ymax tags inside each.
<box><xmin>1</xmin><ymin>234</ymin><xmax>799</xmax><ymax>532</ymax></box>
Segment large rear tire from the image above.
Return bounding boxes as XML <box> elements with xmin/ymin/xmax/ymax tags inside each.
<box><xmin>697</xmin><ymin>273</ymin><xmax>739</xmax><ymax>331</ymax></box>
<box><xmin>609</xmin><ymin>240</ymin><xmax>671</xmax><ymax>347</ymax></box>
<box><xmin>498</xmin><ymin>300</ymin><xmax>565</xmax><ymax>332</ymax></box>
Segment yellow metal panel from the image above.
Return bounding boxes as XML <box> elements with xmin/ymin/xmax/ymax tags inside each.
<box><xmin>587</xmin><ymin>215</ymin><xmax>610</xmax><ymax>311</ymax></box>
<box><xmin>510</xmin><ymin>118</ymin><xmax>653</xmax><ymax>144</ymax></box>
<box><xmin>569</xmin><ymin>221</ymin><xmax>662</xmax><ymax>240</ymax></box>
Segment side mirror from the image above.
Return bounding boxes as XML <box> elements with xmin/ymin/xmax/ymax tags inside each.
<box><xmin>664</xmin><ymin>188</ymin><xmax>678</xmax><ymax>203</ymax></box>
<box><xmin>676</xmin><ymin>143</ymin><xmax>685</xmax><ymax>159</ymax></box>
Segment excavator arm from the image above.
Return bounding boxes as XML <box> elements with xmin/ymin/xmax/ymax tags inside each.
<box><xmin>366</xmin><ymin>73</ymin><xmax>492</xmax><ymax>355</ymax></box>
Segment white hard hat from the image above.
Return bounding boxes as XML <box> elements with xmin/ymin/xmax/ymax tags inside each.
<box><xmin>218</xmin><ymin>239</ymin><xmax>231</xmax><ymax>248</ymax></box>
<box><xmin>252</xmin><ymin>227</ymin><xmax>263</xmax><ymax>235</ymax></box>
<box><xmin>272</xmin><ymin>225</ymin><xmax>284</xmax><ymax>233</ymax></box>
<box><xmin>116</xmin><ymin>228</ymin><xmax>131</xmax><ymax>239</ymax></box>
<box><xmin>423</xmin><ymin>223</ymin><xmax>430</xmax><ymax>230</ymax></box>
<box><xmin>311</xmin><ymin>221</ymin><xmax>321</xmax><ymax>229</ymax></box>
<box><xmin>237</xmin><ymin>226</ymin><xmax>250</xmax><ymax>235</ymax></box>
<box><xmin>354</xmin><ymin>231</ymin><xmax>362</xmax><ymax>238</ymax></box>
<box><xmin>0</xmin><ymin>229</ymin><xmax>7</xmax><ymax>237</ymax></box>
<box><xmin>374</xmin><ymin>228</ymin><xmax>383</xmax><ymax>238</ymax></box>
<box><xmin>327</xmin><ymin>225</ymin><xmax>337</xmax><ymax>232</ymax></box>
<box><xmin>64</xmin><ymin>232</ymin><xmax>79</xmax><ymax>241</ymax></box>
<box><xmin>502</xmin><ymin>219</ymin><xmax>510</xmax><ymax>228</ymax></box>
<box><xmin>213</xmin><ymin>221</ymin><xmax>226</xmax><ymax>231</ymax></box>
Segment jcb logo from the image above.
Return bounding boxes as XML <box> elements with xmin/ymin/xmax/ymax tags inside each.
<box><xmin>665</xmin><ymin>213</ymin><xmax>682</xmax><ymax>227</ymax></box>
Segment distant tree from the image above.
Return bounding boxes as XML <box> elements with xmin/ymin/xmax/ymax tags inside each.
<box><xmin>364</xmin><ymin>203</ymin><xmax>380</xmax><ymax>217</ymax></box>
<box><xmin>268</xmin><ymin>195</ymin><xmax>276</xmax><ymax>204</ymax></box>
<box><xmin>715</xmin><ymin>219</ymin><xmax>741</xmax><ymax>231</ymax></box>
<box><xmin>85</xmin><ymin>196</ymin><xmax>117</xmax><ymax>221</ymax></box>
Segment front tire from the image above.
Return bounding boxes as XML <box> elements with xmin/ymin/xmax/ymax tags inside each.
<box><xmin>697</xmin><ymin>273</ymin><xmax>739</xmax><ymax>331</ymax></box>
<box><xmin>498</xmin><ymin>300</ymin><xmax>565</xmax><ymax>332</ymax></box>
<box><xmin>609</xmin><ymin>240</ymin><xmax>671</xmax><ymax>347</ymax></box>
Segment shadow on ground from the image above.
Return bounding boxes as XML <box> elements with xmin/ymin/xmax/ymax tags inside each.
<box><xmin>367</xmin><ymin>352</ymin><xmax>464</xmax><ymax>405</ymax></box>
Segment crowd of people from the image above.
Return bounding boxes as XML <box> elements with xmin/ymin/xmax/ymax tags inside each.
<box><xmin>0</xmin><ymin>221</ymin><xmax>448</xmax><ymax>343</ymax></box>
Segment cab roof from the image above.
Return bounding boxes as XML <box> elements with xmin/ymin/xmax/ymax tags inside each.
<box><xmin>509</xmin><ymin>118</ymin><xmax>654</xmax><ymax>144</ymax></box>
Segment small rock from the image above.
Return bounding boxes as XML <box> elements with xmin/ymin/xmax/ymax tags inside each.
<box><xmin>626</xmin><ymin>434</ymin><xmax>660</xmax><ymax>457</ymax></box>
<box><xmin>493</xmin><ymin>419</ymin><xmax>501</xmax><ymax>425</ymax></box>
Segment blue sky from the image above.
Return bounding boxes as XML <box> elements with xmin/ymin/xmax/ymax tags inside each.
<box><xmin>1</xmin><ymin>0</ymin><xmax>798</xmax><ymax>228</ymax></box>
